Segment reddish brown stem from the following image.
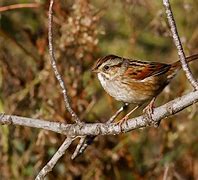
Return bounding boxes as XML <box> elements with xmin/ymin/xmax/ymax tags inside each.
<box><xmin>0</xmin><ymin>3</ymin><xmax>40</xmax><ymax>12</ymax></box>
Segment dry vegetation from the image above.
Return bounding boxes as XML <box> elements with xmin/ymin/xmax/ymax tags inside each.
<box><xmin>0</xmin><ymin>0</ymin><xmax>198</xmax><ymax>179</ymax></box>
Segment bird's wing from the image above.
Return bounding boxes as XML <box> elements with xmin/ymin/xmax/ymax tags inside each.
<box><xmin>124</xmin><ymin>59</ymin><xmax>171</xmax><ymax>80</ymax></box>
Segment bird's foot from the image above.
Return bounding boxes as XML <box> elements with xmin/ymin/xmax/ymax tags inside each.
<box><xmin>115</xmin><ymin>114</ymin><xmax>129</xmax><ymax>132</ymax></box>
<box><xmin>115</xmin><ymin>105</ymin><xmax>139</xmax><ymax>131</ymax></box>
<box><xmin>143</xmin><ymin>98</ymin><xmax>160</xmax><ymax>127</ymax></box>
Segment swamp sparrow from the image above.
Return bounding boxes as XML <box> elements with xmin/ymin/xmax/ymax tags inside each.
<box><xmin>92</xmin><ymin>54</ymin><xmax>198</xmax><ymax>124</ymax></box>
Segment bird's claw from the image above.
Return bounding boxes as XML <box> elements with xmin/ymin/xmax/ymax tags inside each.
<box><xmin>143</xmin><ymin>100</ymin><xmax>160</xmax><ymax>127</ymax></box>
<box><xmin>115</xmin><ymin>115</ymin><xmax>129</xmax><ymax>132</ymax></box>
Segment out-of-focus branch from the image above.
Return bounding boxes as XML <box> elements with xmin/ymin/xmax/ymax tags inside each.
<box><xmin>1</xmin><ymin>91</ymin><xmax>198</xmax><ymax>137</ymax></box>
<box><xmin>0</xmin><ymin>3</ymin><xmax>40</xmax><ymax>12</ymax></box>
<box><xmin>0</xmin><ymin>29</ymin><xmax>39</xmax><ymax>62</ymax></box>
<box><xmin>163</xmin><ymin>0</ymin><xmax>198</xmax><ymax>90</ymax></box>
<box><xmin>48</xmin><ymin>0</ymin><xmax>81</xmax><ymax>123</ymax></box>
<box><xmin>35</xmin><ymin>137</ymin><xmax>75</xmax><ymax>180</ymax></box>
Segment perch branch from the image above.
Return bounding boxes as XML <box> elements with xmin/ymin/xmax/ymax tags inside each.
<box><xmin>1</xmin><ymin>91</ymin><xmax>198</xmax><ymax>137</ymax></box>
<box><xmin>163</xmin><ymin>0</ymin><xmax>198</xmax><ymax>90</ymax></box>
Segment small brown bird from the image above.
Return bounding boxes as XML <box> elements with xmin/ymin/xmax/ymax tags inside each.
<box><xmin>92</xmin><ymin>54</ymin><xmax>198</xmax><ymax>124</ymax></box>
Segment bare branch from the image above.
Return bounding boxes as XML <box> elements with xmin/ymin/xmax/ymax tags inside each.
<box><xmin>33</xmin><ymin>1</ymin><xmax>82</xmax><ymax>178</ymax></box>
<box><xmin>0</xmin><ymin>114</ymin><xmax>65</xmax><ymax>134</ymax></box>
<box><xmin>48</xmin><ymin>0</ymin><xmax>81</xmax><ymax>123</ymax></box>
<box><xmin>35</xmin><ymin>137</ymin><xmax>75</xmax><ymax>180</ymax></box>
<box><xmin>163</xmin><ymin>0</ymin><xmax>198</xmax><ymax>90</ymax></box>
<box><xmin>0</xmin><ymin>3</ymin><xmax>40</xmax><ymax>12</ymax></box>
<box><xmin>1</xmin><ymin>91</ymin><xmax>198</xmax><ymax>137</ymax></box>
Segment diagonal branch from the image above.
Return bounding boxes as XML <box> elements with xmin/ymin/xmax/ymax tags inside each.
<box><xmin>35</xmin><ymin>137</ymin><xmax>76</xmax><ymax>180</ymax></box>
<box><xmin>163</xmin><ymin>0</ymin><xmax>198</xmax><ymax>90</ymax></box>
<box><xmin>48</xmin><ymin>0</ymin><xmax>81</xmax><ymax>123</ymax></box>
<box><xmin>1</xmin><ymin>90</ymin><xmax>198</xmax><ymax>137</ymax></box>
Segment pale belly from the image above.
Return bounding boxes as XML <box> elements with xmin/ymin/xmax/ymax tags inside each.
<box><xmin>98</xmin><ymin>74</ymin><xmax>153</xmax><ymax>104</ymax></box>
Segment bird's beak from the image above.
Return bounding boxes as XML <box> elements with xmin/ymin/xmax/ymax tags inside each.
<box><xmin>91</xmin><ymin>66</ymin><xmax>99</xmax><ymax>73</ymax></box>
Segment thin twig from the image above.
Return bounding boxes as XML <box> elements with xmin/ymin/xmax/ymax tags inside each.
<box><xmin>163</xmin><ymin>164</ymin><xmax>170</xmax><ymax>180</ymax></box>
<box><xmin>48</xmin><ymin>0</ymin><xmax>81</xmax><ymax>123</ymax></box>
<box><xmin>35</xmin><ymin>137</ymin><xmax>75</xmax><ymax>180</ymax></box>
<box><xmin>71</xmin><ymin>136</ymin><xmax>87</xmax><ymax>159</ymax></box>
<box><xmin>0</xmin><ymin>3</ymin><xmax>40</xmax><ymax>12</ymax></box>
<box><xmin>163</xmin><ymin>0</ymin><xmax>198</xmax><ymax>90</ymax></box>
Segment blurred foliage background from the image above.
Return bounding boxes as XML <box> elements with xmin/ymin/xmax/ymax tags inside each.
<box><xmin>0</xmin><ymin>0</ymin><xmax>198</xmax><ymax>179</ymax></box>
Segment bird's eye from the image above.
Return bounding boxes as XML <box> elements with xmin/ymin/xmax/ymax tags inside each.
<box><xmin>103</xmin><ymin>65</ymin><xmax>110</xmax><ymax>71</ymax></box>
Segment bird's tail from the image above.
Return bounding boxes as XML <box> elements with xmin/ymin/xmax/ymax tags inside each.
<box><xmin>167</xmin><ymin>53</ymin><xmax>198</xmax><ymax>80</ymax></box>
<box><xmin>172</xmin><ymin>53</ymin><xmax>198</xmax><ymax>68</ymax></box>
